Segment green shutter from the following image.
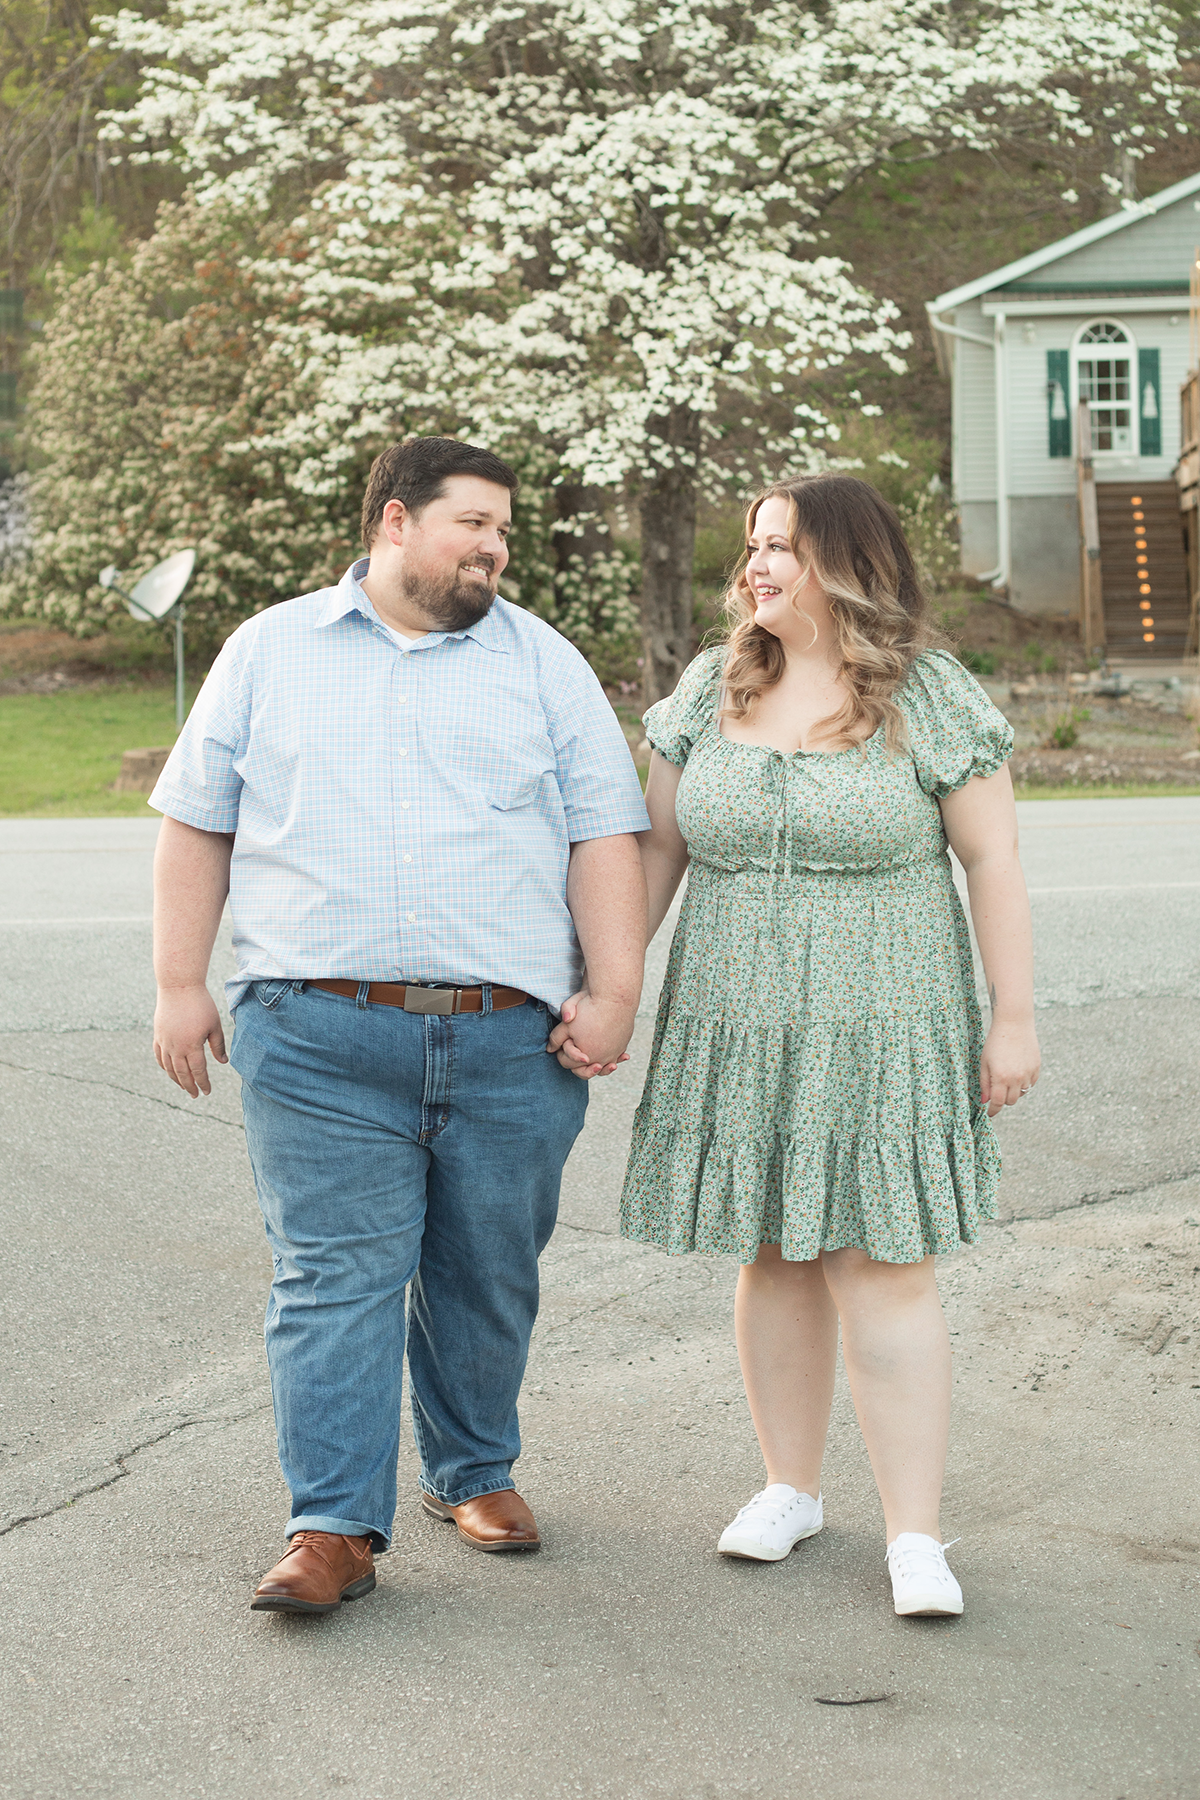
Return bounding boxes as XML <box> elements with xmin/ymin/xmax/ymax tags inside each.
<box><xmin>1047</xmin><ymin>349</ymin><xmax>1070</xmax><ymax>457</ymax></box>
<box><xmin>0</xmin><ymin>373</ymin><xmax>16</xmax><ymax>422</ymax></box>
<box><xmin>1138</xmin><ymin>349</ymin><xmax>1161</xmax><ymax>457</ymax></box>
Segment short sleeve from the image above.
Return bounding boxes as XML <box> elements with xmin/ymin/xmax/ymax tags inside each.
<box><xmin>900</xmin><ymin>650</ymin><xmax>1014</xmax><ymax>799</ymax></box>
<box><xmin>642</xmin><ymin>646</ymin><xmax>725</xmax><ymax>767</ymax></box>
<box><xmin>148</xmin><ymin>622</ymin><xmax>252</xmax><ymax>831</ymax></box>
<box><xmin>539</xmin><ymin>633</ymin><xmax>650</xmax><ymax>841</ymax></box>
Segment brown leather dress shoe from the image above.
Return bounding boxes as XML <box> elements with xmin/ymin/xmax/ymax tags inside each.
<box><xmin>251</xmin><ymin>1530</ymin><xmax>376</xmax><ymax>1613</ymax></box>
<box><xmin>421</xmin><ymin>1488</ymin><xmax>540</xmax><ymax>1551</ymax></box>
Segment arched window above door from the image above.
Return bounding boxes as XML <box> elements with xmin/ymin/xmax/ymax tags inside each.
<box><xmin>1073</xmin><ymin>319</ymin><xmax>1135</xmax><ymax>454</ymax></box>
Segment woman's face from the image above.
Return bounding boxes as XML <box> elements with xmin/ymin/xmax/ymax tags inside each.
<box><xmin>744</xmin><ymin>496</ymin><xmax>827</xmax><ymax>640</ymax></box>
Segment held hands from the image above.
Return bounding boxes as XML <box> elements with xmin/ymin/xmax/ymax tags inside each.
<box><xmin>979</xmin><ymin>1017</ymin><xmax>1041</xmax><ymax>1119</ymax></box>
<box><xmin>154</xmin><ymin>983</ymin><xmax>228</xmax><ymax>1098</ymax></box>
<box><xmin>546</xmin><ymin>987</ymin><xmax>636</xmax><ymax>1080</ymax></box>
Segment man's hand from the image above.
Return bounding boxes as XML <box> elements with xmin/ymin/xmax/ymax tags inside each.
<box><xmin>557</xmin><ymin>833</ymin><xmax>646</xmax><ymax>1080</ymax></box>
<box><xmin>153</xmin><ymin>817</ymin><xmax>234</xmax><ymax>1096</ymax></box>
<box><xmin>547</xmin><ymin>989</ymin><xmax>636</xmax><ymax>1079</ymax></box>
<box><xmin>154</xmin><ymin>983</ymin><xmax>228</xmax><ymax>1098</ymax></box>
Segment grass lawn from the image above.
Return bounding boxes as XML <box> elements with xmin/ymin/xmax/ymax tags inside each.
<box><xmin>1014</xmin><ymin>783</ymin><xmax>1200</xmax><ymax>801</ymax></box>
<box><xmin>0</xmin><ymin>685</ymin><xmax>194</xmax><ymax>817</ymax></box>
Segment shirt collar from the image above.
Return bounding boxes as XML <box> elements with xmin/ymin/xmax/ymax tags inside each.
<box><xmin>314</xmin><ymin>558</ymin><xmax>509</xmax><ymax>653</ymax></box>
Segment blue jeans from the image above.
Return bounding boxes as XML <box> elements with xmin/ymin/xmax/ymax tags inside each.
<box><xmin>230</xmin><ymin>981</ymin><xmax>588</xmax><ymax>1548</ymax></box>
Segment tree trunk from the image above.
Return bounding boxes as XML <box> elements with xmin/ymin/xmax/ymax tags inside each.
<box><xmin>554</xmin><ymin>480</ymin><xmax>611</xmax><ymax>582</ymax></box>
<box><xmin>639</xmin><ymin>462</ymin><xmax>697</xmax><ymax>705</ymax></box>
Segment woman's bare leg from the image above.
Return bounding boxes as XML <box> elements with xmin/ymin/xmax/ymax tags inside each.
<box><xmin>820</xmin><ymin>1248</ymin><xmax>951</xmax><ymax>1541</ymax></box>
<box><xmin>734</xmin><ymin>1243</ymin><xmax>839</xmax><ymax>1494</ymax></box>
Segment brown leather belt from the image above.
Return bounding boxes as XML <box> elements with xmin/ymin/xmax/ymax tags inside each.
<box><xmin>308</xmin><ymin>978</ymin><xmax>529</xmax><ymax>1016</ymax></box>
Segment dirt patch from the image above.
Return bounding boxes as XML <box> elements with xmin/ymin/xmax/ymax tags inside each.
<box><xmin>0</xmin><ymin>623</ymin><xmax>171</xmax><ymax>691</ymax></box>
<box><xmin>1012</xmin><ymin>745</ymin><xmax>1200</xmax><ymax>787</ymax></box>
<box><xmin>997</xmin><ymin>682</ymin><xmax>1200</xmax><ymax>788</ymax></box>
<box><xmin>0</xmin><ymin>663</ymin><xmax>120</xmax><ymax>695</ymax></box>
<box><xmin>940</xmin><ymin>591</ymin><xmax>1087</xmax><ymax>677</ymax></box>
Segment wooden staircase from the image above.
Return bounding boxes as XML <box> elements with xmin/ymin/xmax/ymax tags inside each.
<box><xmin>1095</xmin><ymin>481</ymin><xmax>1191</xmax><ymax>658</ymax></box>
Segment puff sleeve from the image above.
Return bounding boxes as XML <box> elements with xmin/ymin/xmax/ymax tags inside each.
<box><xmin>900</xmin><ymin>650</ymin><xmax>1014</xmax><ymax>798</ymax></box>
<box><xmin>642</xmin><ymin>646</ymin><xmax>725</xmax><ymax>767</ymax></box>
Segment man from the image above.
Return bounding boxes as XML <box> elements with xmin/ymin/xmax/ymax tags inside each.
<box><xmin>151</xmin><ymin>436</ymin><xmax>648</xmax><ymax>1614</ymax></box>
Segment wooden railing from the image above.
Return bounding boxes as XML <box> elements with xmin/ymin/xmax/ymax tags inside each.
<box><xmin>1177</xmin><ymin>368</ymin><xmax>1200</xmax><ymax>658</ymax></box>
<box><xmin>1076</xmin><ymin>399</ymin><xmax>1105</xmax><ymax>655</ymax></box>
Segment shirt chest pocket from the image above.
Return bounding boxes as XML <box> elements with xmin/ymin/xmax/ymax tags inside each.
<box><xmin>426</xmin><ymin>711</ymin><xmax>557</xmax><ymax>812</ymax></box>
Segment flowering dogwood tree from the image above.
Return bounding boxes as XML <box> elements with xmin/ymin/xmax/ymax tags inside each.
<box><xmin>2</xmin><ymin>199</ymin><xmax>628</xmax><ymax>653</ymax></box>
<box><xmin>92</xmin><ymin>0</ymin><xmax>1189</xmax><ymax>693</ymax></box>
<box><xmin>0</xmin><ymin>204</ymin><xmax>434</xmax><ymax>635</ymax></box>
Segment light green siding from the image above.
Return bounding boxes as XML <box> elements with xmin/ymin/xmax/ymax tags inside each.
<box><xmin>1003</xmin><ymin>192</ymin><xmax>1198</xmax><ymax>290</ymax></box>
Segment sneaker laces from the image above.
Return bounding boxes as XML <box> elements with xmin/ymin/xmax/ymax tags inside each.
<box><xmin>730</xmin><ymin>1490</ymin><xmax>773</xmax><ymax>1524</ymax></box>
<box><xmin>732</xmin><ymin>1486</ymin><xmax>807</xmax><ymax>1524</ymax></box>
<box><xmin>887</xmin><ymin>1536</ymin><xmax>960</xmax><ymax>1578</ymax></box>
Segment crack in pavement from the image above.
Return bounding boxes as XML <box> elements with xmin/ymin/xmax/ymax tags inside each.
<box><xmin>0</xmin><ymin>1389</ymin><xmax>270</xmax><ymax>1539</ymax></box>
<box><xmin>2</xmin><ymin>1424</ymin><xmax>209</xmax><ymax>1537</ymax></box>
<box><xmin>0</xmin><ymin>1055</ymin><xmax>244</xmax><ymax>1129</ymax></box>
<box><xmin>1012</xmin><ymin>1164</ymin><xmax>1200</xmax><ymax>1222</ymax></box>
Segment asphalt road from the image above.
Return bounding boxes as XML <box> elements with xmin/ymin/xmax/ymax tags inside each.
<box><xmin>1</xmin><ymin>801</ymin><xmax>1197</xmax><ymax>1800</ymax></box>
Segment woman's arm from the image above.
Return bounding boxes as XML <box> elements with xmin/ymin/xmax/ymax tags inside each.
<box><xmin>642</xmin><ymin>750</ymin><xmax>690</xmax><ymax>940</ymax></box>
<box><xmin>939</xmin><ymin>765</ymin><xmax>1040</xmax><ymax>1118</ymax></box>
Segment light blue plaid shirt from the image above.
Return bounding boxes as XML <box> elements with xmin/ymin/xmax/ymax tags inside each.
<box><xmin>150</xmin><ymin>559</ymin><xmax>649</xmax><ymax>1012</ymax></box>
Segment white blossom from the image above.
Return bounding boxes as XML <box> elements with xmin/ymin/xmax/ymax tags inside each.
<box><xmin>19</xmin><ymin>0</ymin><xmax>1182</xmax><ymax>687</ymax></box>
<box><xmin>94</xmin><ymin>0</ymin><xmax>1183</xmax><ymax>505</ymax></box>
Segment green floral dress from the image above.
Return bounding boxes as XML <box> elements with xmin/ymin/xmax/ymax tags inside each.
<box><xmin>620</xmin><ymin>647</ymin><xmax>1015</xmax><ymax>1265</ymax></box>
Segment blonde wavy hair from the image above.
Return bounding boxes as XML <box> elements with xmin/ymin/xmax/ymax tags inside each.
<box><xmin>721</xmin><ymin>474</ymin><xmax>945</xmax><ymax>750</ymax></box>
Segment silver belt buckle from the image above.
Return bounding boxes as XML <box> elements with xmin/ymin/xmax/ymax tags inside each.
<box><xmin>403</xmin><ymin>986</ymin><xmax>458</xmax><ymax>1015</ymax></box>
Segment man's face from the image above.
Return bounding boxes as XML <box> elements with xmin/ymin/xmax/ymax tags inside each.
<box><xmin>385</xmin><ymin>475</ymin><xmax>512</xmax><ymax>633</ymax></box>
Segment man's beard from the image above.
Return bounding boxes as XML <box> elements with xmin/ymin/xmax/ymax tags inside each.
<box><xmin>400</xmin><ymin>562</ymin><xmax>496</xmax><ymax>633</ymax></box>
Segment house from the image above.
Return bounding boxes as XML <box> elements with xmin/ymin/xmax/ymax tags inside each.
<box><xmin>926</xmin><ymin>170</ymin><xmax>1200</xmax><ymax>657</ymax></box>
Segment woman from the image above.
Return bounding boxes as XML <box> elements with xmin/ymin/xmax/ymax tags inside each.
<box><xmin>567</xmin><ymin>474</ymin><xmax>1038</xmax><ymax>1617</ymax></box>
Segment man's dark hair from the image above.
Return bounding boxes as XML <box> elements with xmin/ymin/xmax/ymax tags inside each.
<box><xmin>361</xmin><ymin>437</ymin><xmax>519</xmax><ymax>549</ymax></box>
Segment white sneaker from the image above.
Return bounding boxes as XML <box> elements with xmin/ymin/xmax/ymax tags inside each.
<box><xmin>717</xmin><ymin>1485</ymin><xmax>823</xmax><ymax>1561</ymax></box>
<box><xmin>886</xmin><ymin>1533</ymin><xmax>963</xmax><ymax>1616</ymax></box>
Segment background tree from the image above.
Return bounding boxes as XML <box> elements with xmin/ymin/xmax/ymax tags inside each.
<box><xmin>0</xmin><ymin>195</ymin><xmax>644</xmax><ymax>663</ymax></box>
<box><xmin>0</xmin><ymin>203</ymin><xmax>392</xmax><ymax>638</ymax></box>
<box><xmin>0</xmin><ymin>1</ymin><xmax>181</xmax><ymax>499</ymax></box>
<box><xmin>98</xmin><ymin>0</ymin><xmax>1189</xmax><ymax>696</ymax></box>
<box><xmin>0</xmin><ymin>0</ymin><xmax>179</xmax><ymax>292</ymax></box>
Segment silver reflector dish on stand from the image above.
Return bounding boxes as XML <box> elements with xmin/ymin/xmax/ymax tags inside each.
<box><xmin>98</xmin><ymin>549</ymin><xmax>197</xmax><ymax>730</ymax></box>
<box><xmin>127</xmin><ymin>550</ymin><xmax>195</xmax><ymax>622</ymax></box>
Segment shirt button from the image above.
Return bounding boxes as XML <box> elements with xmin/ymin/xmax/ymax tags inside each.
<box><xmin>406</xmin><ymin>912</ymin><xmax>416</xmax><ymax>923</ymax></box>
<box><xmin>403</xmin><ymin>854</ymin><xmax>412</xmax><ymax>864</ymax></box>
<box><xmin>401</xmin><ymin>801</ymin><xmax>410</xmax><ymax>810</ymax></box>
<box><xmin>398</xmin><ymin>695</ymin><xmax>407</xmax><ymax>704</ymax></box>
<box><xmin>398</xmin><ymin>747</ymin><xmax>408</xmax><ymax>757</ymax></box>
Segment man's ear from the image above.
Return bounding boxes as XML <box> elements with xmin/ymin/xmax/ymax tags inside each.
<box><xmin>379</xmin><ymin>498</ymin><xmax>408</xmax><ymax>546</ymax></box>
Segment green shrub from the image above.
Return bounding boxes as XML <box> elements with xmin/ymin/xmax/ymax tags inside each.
<box><xmin>1044</xmin><ymin>706</ymin><xmax>1090</xmax><ymax>750</ymax></box>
